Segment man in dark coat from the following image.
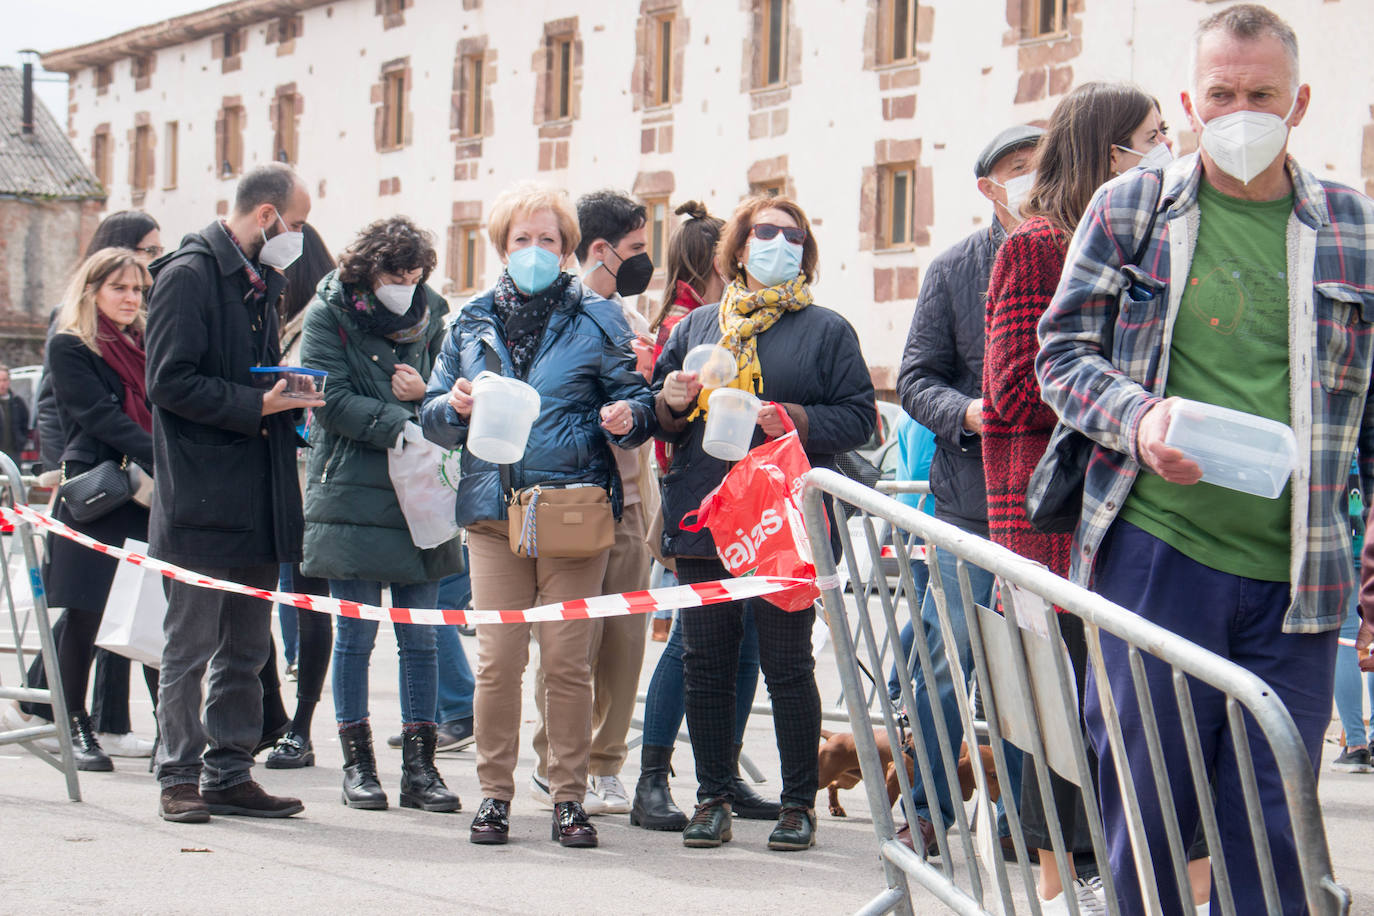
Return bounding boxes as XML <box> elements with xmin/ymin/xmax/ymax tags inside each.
<box><xmin>146</xmin><ymin>163</ymin><xmax>322</xmax><ymax>823</ymax></box>
<box><xmin>891</xmin><ymin>124</ymin><xmax>1042</xmax><ymax>853</ymax></box>
<box><xmin>0</xmin><ymin>366</ymin><xmax>30</xmax><ymax>466</ymax></box>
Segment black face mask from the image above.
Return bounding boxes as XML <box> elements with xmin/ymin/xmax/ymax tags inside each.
<box><xmin>607</xmin><ymin>248</ymin><xmax>654</xmax><ymax>298</ymax></box>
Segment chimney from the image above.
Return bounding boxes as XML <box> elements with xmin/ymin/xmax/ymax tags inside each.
<box><xmin>21</xmin><ymin>62</ymin><xmax>34</xmax><ymax>136</ymax></box>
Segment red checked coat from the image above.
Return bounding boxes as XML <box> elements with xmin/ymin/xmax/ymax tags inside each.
<box><xmin>982</xmin><ymin>216</ymin><xmax>1072</xmax><ymax>577</ymax></box>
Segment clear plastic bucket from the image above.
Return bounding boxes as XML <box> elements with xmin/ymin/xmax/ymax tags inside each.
<box><xmin>702</xmin><ymin>388</ymin><xmax>762</xmax><ymax>461</ymax></box>
<box><xmin>467</xmin><ymin>372</ymin><xmax>542</xmax><ymax>465</ymax></box>
<box><xmin>1163</xmin><ymin>398</ymin><xmax>1297</xmax><ymax>499</ymax></box>
<box><xmin>683</xmin><ymin>344</ymin><xmax>739</xmax><ymax>389</ymax></box>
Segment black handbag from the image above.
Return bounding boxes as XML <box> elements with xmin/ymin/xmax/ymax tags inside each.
<box><xmin>1024</xmin><ymin>173</ymin><xmax>1164</xmax><ymax>534</ymax></box>
<box><xmin>59</xmin><ymin>459</ymin><xmax>132</xmax><ymax>524</ymax></box>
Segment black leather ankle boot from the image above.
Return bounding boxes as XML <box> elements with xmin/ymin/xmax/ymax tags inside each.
<box><xmin>399</xmin><ymin>724</ymin><xmax>461</xmax><ymax>812</ymax></box>
<box><xmin>68</xmin><ymin>710</ymin><xmax>113</xmax><ymax>772</ymax></box>
<box><xmin>728</xmin><ymin>743</ymin><xmax>780</xmax><ymax>820</ymax></box>
<box><xmin>630</xmin><ymin>744</ymin><xmax>687</xmax><ymax>830</ymax></box>
<box><xmin>339</xmin><ymin>723</ymin><xmax>387</xmax><ymax>810</ymax></box>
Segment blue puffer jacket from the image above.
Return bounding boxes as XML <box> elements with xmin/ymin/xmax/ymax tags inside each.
<box><xmin>420</xmin><ymin>275</ymin><xmax>655</xmax><ymax>528</ymax></box>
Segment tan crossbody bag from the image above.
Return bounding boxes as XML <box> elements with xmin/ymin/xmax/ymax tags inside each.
<box><xmin>508</xmin><ymin>483</ymin><xmax>615</xmax><ymax>559</ymax></box>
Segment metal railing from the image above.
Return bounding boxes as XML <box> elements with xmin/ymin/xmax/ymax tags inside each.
<box><xmin>801</xmin><ymin>467</ymin><xmax>1348</xmax><ymax>916</ymax></box>
<box><xmin>0</xmin><ymin>452</ymin><xmax>81</xmax><ymax>800</ymax></box>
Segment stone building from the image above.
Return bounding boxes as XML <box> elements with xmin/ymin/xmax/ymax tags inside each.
<box><xmin>0</xmin><ymin>65</ymin><xmax>105</xmax><ymax>366</ymax></box>
<box><xmin>40</xmin><ymin>0</ymin><xmax>1374</xmax><ymax>393</ymax></box>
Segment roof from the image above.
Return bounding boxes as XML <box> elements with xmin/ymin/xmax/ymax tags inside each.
<box><xmin>0</xmin><ymin>67</ymin><xmax>104</xmax><ymax>200</ymax></box>
<box><xmin>41</xmin><ymin>0</ymin><xmax>334</xmax><ymax>74</ymax></box>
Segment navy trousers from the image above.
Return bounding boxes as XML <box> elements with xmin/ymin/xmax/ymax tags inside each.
<box><xmin>1086</xmin><ymin>520</ymin><xmax>1337</xmax><ymax>916</ymax></box>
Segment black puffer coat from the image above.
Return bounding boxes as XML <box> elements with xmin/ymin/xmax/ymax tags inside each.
<box><xmin>896</xmin><ymin>220</ymin><xmax>1007</xmax><ymax>538</ymax></box>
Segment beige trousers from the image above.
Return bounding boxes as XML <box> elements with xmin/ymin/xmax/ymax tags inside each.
<box><xmin>534</xmin><ymin>501</ymin><xmax>651</xmax><ymax>779</ymax></box>
<box><xmin>466</xmin><ymin>523</ymin><xmax>608</xmax><ymax>803</ymax></box>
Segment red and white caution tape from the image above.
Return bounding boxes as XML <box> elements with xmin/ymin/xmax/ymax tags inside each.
<box><xmin>0</xmin><ymin>503</ymin><xmax>812</xmax><ymax>625</ymax></box>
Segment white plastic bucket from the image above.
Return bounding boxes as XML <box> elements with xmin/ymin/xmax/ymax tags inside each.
<box><xmin>702</xmin><ymin>388</ymin><xmax>762</xmax><ymax>461</ymax></box>
<box><xmin>467</xmin><ymin>372</ymin><xmax>541</xmax><ymax>465</ymax></box>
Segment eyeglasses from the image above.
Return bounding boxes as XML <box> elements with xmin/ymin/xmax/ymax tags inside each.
<box><xmin>750</xmin><ymin>224</ymin><xmax>807</xmax><ymax>245</ymax></box>
<box><xmin>135</xmin><ymin>245</ymin><xmax>164</xmax><ymax>257</ymax></box>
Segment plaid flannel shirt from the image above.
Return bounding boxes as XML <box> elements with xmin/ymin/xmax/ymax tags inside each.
<box><xmin>1036</xmin><ymin>153</ymin><xmax>1374</xmax><ymax>633</ymax></box>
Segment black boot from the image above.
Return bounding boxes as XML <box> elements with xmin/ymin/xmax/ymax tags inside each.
<box><xmin>68</xmin><ymin>710</ymin><xmax>113</xmax><ymax>772</ymax></box>
<box><xmin>631</xmin><ymin>744</ymin><xmax>688</xmax><ymax>830</ymax></box>
<box><xmin>339</xmin><ymin>723</ymin><xmax>387</xmax><ymax>810</ymax></box>
<box><xmin>399</xmin><ymin>724</ymin><xmax>461</xmax><ymax>812</ymax></box>
<box><xmin>728</xmin><ymin>743</ymin><xmax>780</xmax><ymax>820</ymax></box>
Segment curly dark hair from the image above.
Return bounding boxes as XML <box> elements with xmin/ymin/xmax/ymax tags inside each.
<box><xmin>336</xmin><ymin>216</ymin><xmax>438</xmax><ymax>290</ymax></box>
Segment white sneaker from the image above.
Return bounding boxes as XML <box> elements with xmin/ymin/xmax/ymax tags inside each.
<box><xmin>589</xmin><ymin>774</ymin><xmax>631</xmax><ymax>814</ymax></box>
<box><xmin>1074</xmin><ymin>876</ymin><xmax>1108</xmax><ymax>916</ymax></box>
<box><xmin>1</xmin><ymin>701</ymin><xmax>58</xmax><ymax>752</ymax></box>
<box><xmin>529</xmin><ymin>773</ymin><xmax>555</xmax><ymax>810</ymax></box>
<box><xmin>97</xmin><ymin>732</ymin><xmax>155</xmax><ymax>757</ymax></box>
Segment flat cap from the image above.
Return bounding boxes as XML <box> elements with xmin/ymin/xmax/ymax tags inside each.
<box><xmin>975</xmin><ymin>125</ymin><xmax>1045</xmax><ymax>178</ymax></box>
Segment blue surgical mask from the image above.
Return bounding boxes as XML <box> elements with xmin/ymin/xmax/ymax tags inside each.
<box><xmin>507</xmin><ymin>246</ymin><xmax>561</xmax><ymax>295</ymax></box>
<box><xmin>746</xmin><ymin>234</ymin><xmax>803</xmax><ymax>288</ymax></box>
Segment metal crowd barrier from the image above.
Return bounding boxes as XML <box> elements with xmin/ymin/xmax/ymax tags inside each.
<box><xmin>0</xmin><ymin>453</ymin><xmax>81</xmax><ymax>800</ymax></box>
<box><xmin>801</xmin><ymin>467</ymin><xmax>1348</xmax><ymax>916</ymax></box>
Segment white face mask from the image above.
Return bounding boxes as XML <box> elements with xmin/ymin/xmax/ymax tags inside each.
<box><xmin>991</xmin><ymin>171</ymin><xmax>1036</xmax><ymax>221</ymax></box>
<box><xmin>1197</xmin><ymin>95</ymin><xmax>1297</xmax><ymax>185</ymax></box>
<box><xmin>1115</xmin><ymin>141</ymin><xmax>1175</xmax><ymax>173</ymax></box>
<box><xmin>258</xmin><ymin>209</ymin><xmax>303</xmax><ymax>270</ymax></box>
<box><xmin>375</xmin><ymin>283</ymin><xmax>417</xmax><ymax>315</ymax></box>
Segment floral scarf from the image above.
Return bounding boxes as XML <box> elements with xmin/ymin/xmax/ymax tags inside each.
<box><xmin>687</xmin><ymin>274</ymin><xmax>812</xmax><ymax>420</ymax></box>
<box><xmin>492</xmin><ymin>269</ymin><xmax>572</xmax><ymax>379</ymax></box>
<box><xmin>344</xmin><ymin>285</ymin><xmax>430</xmax><ymax>344</ymax></box>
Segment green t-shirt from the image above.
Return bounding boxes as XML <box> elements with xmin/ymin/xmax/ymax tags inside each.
<box><xmin>1119</xmin><ymin>180</ymin><xmax>1294</xmax><ymax>581</ymax></box>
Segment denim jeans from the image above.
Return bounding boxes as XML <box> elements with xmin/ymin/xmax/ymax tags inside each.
<box><xmin>887</xmin><ymin>553</ymin><xmax>933</xmax><ymax>700</ymax></box>
<box><xmin>277</xmin><ymin>563</ymin><xmax>298</xmax><ymax>665</ymax></box>
<box><xmin>1334</xmin><ymin>581</ymin><xmax>1373</xmax><ymax>747</ymax></box>
<box><xmin>329</xmin><ymin>579</ymin><xmax>440</xmax><ymax>726</ymax></box>
<box><xmin>641</xmin><ymin>605</ymin><xmax>761</xmax><ymax>748</ymax></box>
<box><xmin>434</xmin><ymin>559</ymin><xmax>476</xmax><ymax>723</ymax></box>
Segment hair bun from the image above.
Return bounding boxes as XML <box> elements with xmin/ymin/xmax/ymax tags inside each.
<box><xmin>674</xmin><ymin>200</ymin><xmax>710</xmax><ymax>221</ymax></box>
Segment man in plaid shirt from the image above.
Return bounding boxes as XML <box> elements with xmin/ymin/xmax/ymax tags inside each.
<box><xmin>1036</xmin><ymin>6</ymin><xmax>1374</xmax><ymax>915</ymax></box>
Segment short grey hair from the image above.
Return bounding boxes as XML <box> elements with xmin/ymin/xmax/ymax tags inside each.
<box><xmin>233</xmin><ymin>163</ymin><xmax>300</xmax><ymax>216</ymax></box>
<box><xmin>1192</xmin><ymin>3</ymin><xmax>1299</xmax><ymax>90</ymax></box>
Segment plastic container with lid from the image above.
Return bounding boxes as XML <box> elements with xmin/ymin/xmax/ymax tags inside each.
<box><xmin>1163</xmin><ymin>398</ymin><xmax>1297</xmax><ymax>499</ymax></box>
<box><xmin>249</xmin><ymin>366</ymin><xmax>327</xmax><ymax>399</ymax></box>
<box><xmin>702</xmin><ymin>388</ymin><xmax>762</xmax><ymax>461</ymax></box>
<box><xmin>683</xmin><ymin>344</ymin><xmax>739</xmax><ymax>390</ymax></box>
<box><xmin>467</xmin><ymin>371</ymin><xmax>541</xmax><ymax>465</ymax></box>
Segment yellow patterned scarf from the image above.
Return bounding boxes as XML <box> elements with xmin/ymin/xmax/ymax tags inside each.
<box><xmin>687</xmin><ymin>275</ymin><xmax>813</xmax><ymax>420</ymax></box>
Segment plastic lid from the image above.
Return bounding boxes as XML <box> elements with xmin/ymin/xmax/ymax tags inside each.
<box><xmin>250</xmin><ymin>366</ymin><xmax>328</xmax><ymax>377</ymax></box>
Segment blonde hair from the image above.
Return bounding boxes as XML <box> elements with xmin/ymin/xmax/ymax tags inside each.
<box><xmin>56</xmin><ymin>248</ymin><xmax>151</xmax><ymax>356</ymax></box>
<box><xmin>486</xmin><ymin>181</ymin><xmax>580</xmax><ymax>258</ymax></box>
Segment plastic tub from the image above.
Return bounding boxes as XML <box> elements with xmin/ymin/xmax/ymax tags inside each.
<box><xmin>702</xmin><ymin>388</ymin><xmax>762</xmax><ymax>461</ymax></box>
<box><xmin>1163</xmin><ymin>398</ymin><xmax>1297</xmax><ymax>499</ymax></box>
<box><xmin>683</xmin><ymin>344</ymin><xmax>739</xmax><ymax>389</ymax></box>
<box><xmin>467</xmin><ymin>371</ymin><xmax>541</xmax><ymax>465</ymax></box>
<box><xmin>249</xmin><ymin>366</ymin><xmax>327</xmax><ymax>399</ymax></box>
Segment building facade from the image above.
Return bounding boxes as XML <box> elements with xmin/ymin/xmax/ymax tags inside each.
<box><xmin>41</xmin><ymin>0</ymin><xmax>1374</xmax><ymax>392</ymax></box>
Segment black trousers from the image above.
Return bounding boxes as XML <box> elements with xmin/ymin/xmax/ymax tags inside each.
<box><xmin>281</xmin><ymin>563</ymin><xmax>332</xmax><ymax>706</ymax></box>
<box><xmin>21</xmin><ymin>609</ymin><xmax>157</xmax><ymax>723</ymax></box>
<box><xmin>677</xmin><ymin>556</ymin><xmax>820</xmax><ymax>809</ymax></box>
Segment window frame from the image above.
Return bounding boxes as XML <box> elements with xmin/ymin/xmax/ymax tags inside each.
<box><xmin>1022</xmin><ymin>0</ymin><xmax>1068</xmax><ymax>40</ymax></box>
<box><xmin>274</xmin><ymin>93</ymin><xmax>298</xmax><ymax>164</ymax></box>
<box><xmin>758</xmin><ymin>0</ymin><xmax>788</xmax><ymax>88</ymax></box>
<box><xmin>879</xmin><ymin>0</ymin><xmax>918</xmax><ymax>66</ymax></box>
<box><xmin>750</xmin><ymin>180</ymin><xmax>785</xmax><ymax>199</ymax></box>
<box><xmin>644</xmin><ymin>197</ymin><xmax>670</xmax><ymax>275</ymax></box>
<box><xmin>132</xmin><ymin>123</ymin><xmax>154</xmax><ymax>193</ymax></box>
<box><xmin>94</xmin><ymin>65</ymin><xmax>112</xmax><ymax>95</ymax></box>
<box><xmin>162</xmin><ymin>121</ymin><xmax>178</xmax><ymax>190</ymax></box>
<box><xmin>222</xmin><ymin>29</ymin><xmax>243</xmax><ymax>59</ymax></box>
<box><xmin>218</xmin><ymin>105</ymin><xmax>245</xmax><ymax>179</ymax></box>
<box><xmin>381</xmin><ymin>68</ymin><xmax>407</xmax><ymax>150</ymax></box>
<box><xmin>277</xmin><ymin>14</ymin><xmax>301</xmax><ymax>44</ymax></box>
<box><xmin>549</xmin><ymin>35</ymin><xmax>574</xmax><ymax>121</ymax></box>
<box><xmin>91</xmin><ymin>131</ymin><xmax>111</xmax><ymax>186</ymax></box>
<box><xmin>879</xmin><ymin>162</ymin><xmax>917</xmax><ymax>250</ymax></box>
<box><xmin>450</xmin><ymin>222</ymin><xmax>482</xmax><ymax>294</ymax></box>
<box><xmin>650</xmin><ymin>13</ymin><xmax>674</xmax><ymax>108</ymax></box>
<box><xmin>463</xmin><ymin>53</ymin><xmax>485</xmax><ymax>137</ymax></box>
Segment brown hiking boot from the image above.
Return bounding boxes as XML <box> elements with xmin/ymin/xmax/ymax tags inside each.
<box><xmin>201</xmin><ymin>780</ymin><xmax>303</xmax><ymax>818</ymax></box>
<box><xmin>159</xmin><ymin>784</ymin><xmax>210</xmax><ymax>823</ymax></box>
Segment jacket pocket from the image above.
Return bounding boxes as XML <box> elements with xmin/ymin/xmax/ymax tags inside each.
<box><xmin>170</xmin><ymin>436</ymin><xmax>257</xmax><ymax>531</ymax></box>
<box><xmin>1315</xmin><ymin>283</ymin><xmax>1374</xmax><ymax>396</ymax></box>
<box><xmin>1113</xmin><ymin>266</ymin><xmax>1167</xmax><ymax>367</ymax></box>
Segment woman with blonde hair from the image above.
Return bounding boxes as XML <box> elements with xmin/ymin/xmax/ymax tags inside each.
<box><xmin>11</xmin><ymin>248</ymin><xmax>156</xmax><ymax>771</ymax></box>
<box><xmin>421</xmin><ymin>182</ymin><xmax>654</xmax><ymax>848</ymax></box>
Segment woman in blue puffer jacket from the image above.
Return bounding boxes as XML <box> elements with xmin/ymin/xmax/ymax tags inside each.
<box><xmin>421</xmin><ymin>182</ymin><xmax>654</xmax><ymax>850</ymax></box>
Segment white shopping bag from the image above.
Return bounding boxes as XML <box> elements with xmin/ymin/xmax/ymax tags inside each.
<box><xmin>387</xmin><ymin>423</ymin><xmax>460</xmax><ymax>549</ymax></box>
<box><xmin>95</xmin><ymin>539</ymin><xmax>166</xmax><ymax>669</ymax></box>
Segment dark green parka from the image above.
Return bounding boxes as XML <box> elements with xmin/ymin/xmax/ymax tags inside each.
<box><xmin>299</xmin><ymin>272</ymin><xmax>463</xmax><ymax>584</ymax></box>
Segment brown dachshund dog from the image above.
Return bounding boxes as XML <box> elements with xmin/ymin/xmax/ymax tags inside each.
<box><xmin>818</xmin><ymin>729</ymin><xmax>1000</xmax><ymax>817</ymax></box>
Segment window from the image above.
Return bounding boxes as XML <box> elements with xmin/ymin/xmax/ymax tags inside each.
<box><xmin>880</xmin><ymin>0</ymin><xmax>917</xmax><ymax>65</ymax></box>
<box><xmin>222</xmin><ymin>29</ymin><xmax>243</xmax><ymax>59</ymax></box>
<box><xmin>91</xmin><ymin>131</ymin><xmax>110</xmax><ymax>185</ymax></box>
<box><xmin>132</xmin><ymin>124</ymin><xmax>154</xmax><ymax>193</ymax></box>
<box><xmin>650</xmin><ymin>15</ymin><xmax>674</xmax><ymax>106</ymax></box>
<box><xmin>758</xmin><ymin>0</ymin><xmax>787</xmax><ymax>87</ymax></box>
<box><xmin>751</xmin><ymin>180</ymin><xmax>784</xmax><ymax>198</ymax></box>
<box><xmin>94</xmin><ymin>65</ymin><xmax>112</xmax><ymax>95</ymax></box>
<box><xmin>1023</xmin><ymin>0</ymin><xmax>1067</xmax><ymax>38</ymax></box>
<box><xmin>163</xmin><ymin>121</ymin><xmax>178</xmax><ymax>189</ymax></box>
<box><xmin>450</xmin><ymin>223</ymin><xmax>481</xmax><ymax>293</ymax></box>
<box><xmin>276</xmin><ymin>14</ymin><xmax>301</xmax><ymax>43</ymax></box>
<box><xmin>382</xmin><ymin>0</ymin><xmax>404</xmax><ymax>15</ymax></box>
<box><xmin>645</xmin><ymin>198</ymin><xmax>669</xmax><ymax>272</ymax></box>
<box><xmin>274</xmin><ymin>93</ymin><xmax>298</xmax><ymax>163</ymax></box>
<box><xmin>463</xmin><ymin>53</ymin><xmax>484</xmax><ymax>137</ymax></box>
<box><xmin>218</xmin><ymin>105</ymin><xmax>244</xmax><ymax>177</ymax></box>
<box><xmin>381</xmin><ymin>69</ymin><xmax>406</xmax><ymax>149</ymax></box>
<box><xmin>131</xmin><ymin>54</ymin><xmax>154</xmax><ymax>89</ymax></box>
<box><xmin>550</xmin><ymin>36</ymin><xmax>573</xmax><ymax>120</ymax></box>
<box><xmin>881</xmin><ymin>163</ymin><xmax>916</xmax><ymax>248</ymax></box>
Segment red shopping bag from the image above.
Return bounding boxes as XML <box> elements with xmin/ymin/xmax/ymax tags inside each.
<box><xmin>680</xmin><ymin>408</ymin><xmax>821</xmax><ymax>611</ymax></box>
